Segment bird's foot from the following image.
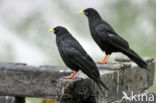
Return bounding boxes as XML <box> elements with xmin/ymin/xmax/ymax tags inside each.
<box><xmin>97</xmin><ymin>55</ymin><xmax>110</xmax><ymax>64</ymax></box>
<box><xmin>65</xmin><ymin>71</ymin><xmax>77</xmax><ymax>79</ymax></box>
<box><xmin>65</xmin><ymin>75</ymin><xmax>75</xmax><ymax>79</ymax></box>
<box><xmin>97</xmin><ymin>61</ymin><xmax>107</xmax><ymax>64</ymax></box>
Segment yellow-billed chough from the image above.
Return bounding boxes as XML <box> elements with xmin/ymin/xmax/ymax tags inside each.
<box><xmin>48</xmin><ymin>26</ymin><xmax>109</xmax><ymax>94</ymax></box>
<box><xmin>78</xmin><ymin>8</ymin><xmax>147</xmax><ymax>69</ymax></box>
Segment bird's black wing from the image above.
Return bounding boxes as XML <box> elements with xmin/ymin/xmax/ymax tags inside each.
<box><xmin>101</xmin><ymin>21</ymin><xmax>116</xmax><ymax>34</ymax></box>
<box><xmin>96</xmin><ymin>24</ymin><xmax>129</xmax><ymax>49</ymax></box>
<box><xmin>96</xmin><ymin>24</ymin><xmax>147</xmax><ymax>69</ymax></box>
<box><xmin>62</xmin><ymin>38</ymin><xmax>100</xmax><ymax>78</ymax></box>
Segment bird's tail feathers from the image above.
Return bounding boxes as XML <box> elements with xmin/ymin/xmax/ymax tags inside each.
<box><xmin>121</xmin><ymin>48</ymin><xmax>147</xmax><ymax>69</ymax></box>
<box><xmin>96</xmin><ymin>78</ymin><xmax>109</xmax><ymax>90</ymax></box>
<box><xmin>94</xmin><ymin>78</ymin><xmax>109</xmax><ymax>96</ymax></box>
<box><xmin>96</xmin><ymin>81</ymin><xmax>105</xmax><ymax>96</ymax></box>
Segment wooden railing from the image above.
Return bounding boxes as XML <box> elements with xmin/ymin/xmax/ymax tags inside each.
<box><xmin>0</xmin><ymin>57</ymin><xmax>155</xmax><ymax>103</ymax></box>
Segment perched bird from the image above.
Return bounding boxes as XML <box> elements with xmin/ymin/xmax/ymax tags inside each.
<box><xmin>78</xmin><ymin>8</ymin><xmax>147</xmax><ymax>69</ymax></box>
<box><xmin>48</xmin><ymin>26</ymin><xmax>109</xmax><ymax>94</ymax></box>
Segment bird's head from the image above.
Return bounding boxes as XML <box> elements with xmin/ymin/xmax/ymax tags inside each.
<box><xmin>78</xmin><ymin>8</ymin><xmax>101</xmax><ymax>18</ymax></box>
<box><xmin>48</xmin><ymin>26</ymin><xmax>69</xmax><ymax>36</ymax></box>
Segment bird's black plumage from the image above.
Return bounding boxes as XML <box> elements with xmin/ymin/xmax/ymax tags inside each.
<box><xmin>51</xmin><ymin>26</ymin><xmax>108</xmax><ymax>94</ymax></box>
<box><xmin>81</xmin><ymin>8</ymin><xmax>147</xmax><ymax>69</ymax></box>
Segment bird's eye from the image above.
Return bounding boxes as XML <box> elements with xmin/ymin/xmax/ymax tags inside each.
<box><xmin>54</xmin><ymin>30</ymin><xmax>58</xmax><ymax>33</ymax></box>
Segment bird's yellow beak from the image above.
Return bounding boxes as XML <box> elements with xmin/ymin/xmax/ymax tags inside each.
<box><xmin>78</xmin><ymin>10</ymin><xmax>85</xmax><ymax>14</ymax></box>
<box><xmin>48</xmin><ymin>29</ymin><xmax>55</xmax><ymax>32</ymax></box>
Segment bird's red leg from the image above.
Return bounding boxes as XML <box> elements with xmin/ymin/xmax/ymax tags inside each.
<box><xmin>104</xmin><ymin>55</ymin><xmax>110</xmax><ymax>64</ymax></box>
<box><xmin>98</xmin><ymin>55</ymin><xmax>108</xmax><ymax>64</ymax></box>
<box><xmin>65</xmin><ymin>71</ymin><xmax>77</xmax><ymax>79</ymax></box>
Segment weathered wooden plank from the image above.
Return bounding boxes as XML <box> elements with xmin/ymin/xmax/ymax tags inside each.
<box><xmin>0</xmin><ymin>57</ymin><xmax>154</xmax><ymax>101</ymax></box>
<box><xmin>56</xmin><ymin>57</ymin><xmax>155</xmax><ymax>103</ymax></box>
<box><xmin>0</xmin><ymin>62</ymin><xmax>72</xmax><ymax>97</ymax></box>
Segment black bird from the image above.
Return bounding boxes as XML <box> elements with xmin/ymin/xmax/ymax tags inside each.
<box><xmin>48</xmin><ymin>26</ymin><xmax>109</xmax><ymax>94</ymax></box>
<box><xmin>78</xmin><ymin>8</ymin><xmax>147</xmax><ymax>69</ymax></box>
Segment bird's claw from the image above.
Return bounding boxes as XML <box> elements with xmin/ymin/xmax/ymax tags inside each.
<box><xmin>65</xmin><ymin>75</ymin><xmax>75</xmax><ymax>79</ymax></box>
<box><xmin>97</xmin><ymin>61</ymin><xmax>107</xmax><ymax>64</ymax></box>
<box><xmin>65</xmin><ymin>71</ymin><xmax>77</xmax><ymax>79</ymax></box>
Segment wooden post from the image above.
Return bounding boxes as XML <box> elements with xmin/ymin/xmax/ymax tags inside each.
<box><xmin>0</xmin><ymin>96</ymin><xmax>14</xmax><ymax>103</ymax></box>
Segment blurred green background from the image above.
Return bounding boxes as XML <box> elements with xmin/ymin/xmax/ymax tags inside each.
<box><xmin>0</xmin><ymin>0</ymin><xmax>155</xmax><ymax>102</ymax></box>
